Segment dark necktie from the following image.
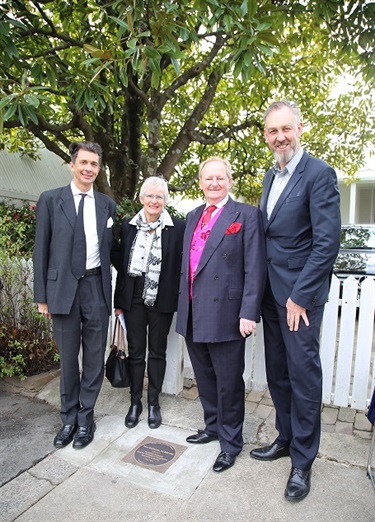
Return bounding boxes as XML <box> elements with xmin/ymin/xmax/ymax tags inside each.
<box><xmin>71</xmin><ymin>193</ymin><xmax>87</xmax><ymax>279</ymax></box>
<box><xmin>201</xmin><ymin>205</ymin><xmax>216</xmax><ymax>228</ymax></box>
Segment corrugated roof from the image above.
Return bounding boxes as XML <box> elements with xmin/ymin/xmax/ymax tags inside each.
<box><xmin>0</xmin><ymin>147</ymin><xmax>72</xmax><ymax>203</ymax></box>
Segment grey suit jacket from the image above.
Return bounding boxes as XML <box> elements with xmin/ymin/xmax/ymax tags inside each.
<box><xmin>259</xmin><ymin>151</ymin><xmax>341</xmax><ymax>309</ymax></box>
<box><xmin>33</xmin><ymin>185</ymin><xmax>116</xmax><ymax>315</ymax></box>
<box><xmin>176</xmin><ymin>197</ymin><xmax>266</xmax><ymax>343</ymax></box>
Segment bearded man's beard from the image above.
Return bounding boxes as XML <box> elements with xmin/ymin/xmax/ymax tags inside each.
<box><xmin>273</xmin><ymin>143</ymin><xmax>297</xmax><ymax>166</ymax></box>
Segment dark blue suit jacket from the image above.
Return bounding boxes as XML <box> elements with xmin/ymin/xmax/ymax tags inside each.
<box><xmin>260</xmin><ymin>151</ymin><xmax>341</xmax><ymax>309</ymax></box>
<box><xmin>33</xmin><ymin>185</ymin><xmax>116</xmax><ymax>315</ymax></box>
<box><xmin>176</xmin><ymin>197</ymin><xmax>266</xmax><ymax>343</ymax></box>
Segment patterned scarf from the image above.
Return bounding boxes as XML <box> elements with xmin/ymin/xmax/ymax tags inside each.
<box><xmin>128</xmin><ymin>208</ymin><xmax>170</xmax><ymax>306</ymax></box>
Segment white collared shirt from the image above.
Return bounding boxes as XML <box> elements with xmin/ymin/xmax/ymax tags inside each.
<box><xmin>266</xmin><ymin>148</ymin><xmax>304</xmax><ymax>219</ymax></box>
<box><xmin>70</xmin><ymin>181</ymin><xmax>100</xmax><ymax>270</ymax></box>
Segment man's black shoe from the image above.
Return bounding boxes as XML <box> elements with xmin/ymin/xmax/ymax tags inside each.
<box><xmin>213</xmin><ymin>451</ymin><xmax>236</xmax><ymax>472</ymax></box>
<box><xmin>285</xmin><ymin>467</ymin><xmax>311</xmax><ymax>502</ymax></box>
<box><xmin>250</xmin><ymin>441</ymin><xmax>290</xmax><ymax>461</ymax></box>
<box><xmin>125</xmin><ymin>402</ymin><xmax>142</xmax><ymax>428</ymax></box>
<box><xmin>186</xmin><ymin>430</ymin><xmax>218</xmax><ymax>444</ymax></box>
<box><xmin>53</xmin><ymin>424</ymin><xmax>77</xmax><ymax>449</ymax></box>
<box><xmin>72</xmin><ymin>423</ymin><xmax>96</xmax><ymax>449</ymax></box>
<box><xmin>148</xmin><ymin>405</ymin><xmax>162</xmax><ymax>429</ymax></box>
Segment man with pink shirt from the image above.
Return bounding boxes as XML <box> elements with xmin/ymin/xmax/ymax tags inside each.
<box><xmin>176</xmin><ymin>157</ymin><xmax>266</xmax><ymax>472</ymax></box>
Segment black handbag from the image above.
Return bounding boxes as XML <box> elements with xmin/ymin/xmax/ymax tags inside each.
<box><xmin>105</xmin><ymin>317</ymin><xmax>131</xmax><ymax>388</ymax></box>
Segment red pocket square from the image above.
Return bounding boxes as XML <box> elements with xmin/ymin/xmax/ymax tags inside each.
<box><xmin>225</xmin><ymin>222</ymin><xmax>242</xmax><ymax>234</ymax></box>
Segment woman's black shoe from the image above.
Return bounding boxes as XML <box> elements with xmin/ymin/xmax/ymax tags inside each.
<box><xmin>125</xmin><ymin>402</ymin><xmax>142</xmax><ymax>428</ymax></box>
<box><xmin>148</xmin><ymin>405</ymin><xmax>162</xmax><ymax>429</ymax></box>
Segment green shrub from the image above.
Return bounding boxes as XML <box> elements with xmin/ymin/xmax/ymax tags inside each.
<box><xmin>0</xmin><ymin>202</ymin><xmax>37</xmax><ymax>257</ymax></box>
<box><xmin>0</xmin><ymin>252</ymin><xmax>59</xmax><ymax>379</ymax></box>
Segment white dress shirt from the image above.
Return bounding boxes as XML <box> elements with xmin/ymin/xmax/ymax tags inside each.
<box><xmin>71</xmin><ymin>181</ymin><xmax>100</xmax><ymax>269</ymax></box>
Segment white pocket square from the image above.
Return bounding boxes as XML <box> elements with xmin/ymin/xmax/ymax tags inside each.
<box><xmin>107</xmin><ymin>217</ymin><xmax>114</xmax><ymax>228</ymax></box>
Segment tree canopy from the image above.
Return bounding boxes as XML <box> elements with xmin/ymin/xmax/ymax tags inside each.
<box><xmin>0</xmin><ymin>0</ymin><xmax>374</xmax><ymax>203</ymax></box>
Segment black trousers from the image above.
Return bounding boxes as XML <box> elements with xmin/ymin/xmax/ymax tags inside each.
<box><xmin>52</xmin><ymin>274</ymin><xmax>109</xmax><ymax>426</ymax></box>
<box><xmin>262</xmin><ymin>285</ymin><xmax>324</xmax><ymax>470</ymax></box>
<box><xmin>125</xmin><ymin>275</ymin><xmax>174</xmax><ymax>405</ymax></box>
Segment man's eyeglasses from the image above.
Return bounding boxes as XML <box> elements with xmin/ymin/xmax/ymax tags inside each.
<box><xmin>143</xmin><ymin>194</ymin><xmax>165</xmax><ymax>201</ymax></box>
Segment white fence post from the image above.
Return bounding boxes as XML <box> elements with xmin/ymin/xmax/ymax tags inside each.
<box><xmin>351</xmin><ymin>277</ymin><xmax>375</xmax><ymax>409</ymax></box>
<box><xmin>334</xmin><ymin>276</ymin><xmax>359</xmax><ymax>406</ymax></box>
<box><xmin>321</xmin><ymin>275</ymin><xmax>340</xmax><ymax>404</ymax></box>
<box><xmin>252</xmin><ymin>319</ymin><xmax>267</xmax><ymax>391</ymax></box>
<box><xmin>162</xmin><ymin>314</ymin><xmax>184</xmax><ymax>395</ymax></box>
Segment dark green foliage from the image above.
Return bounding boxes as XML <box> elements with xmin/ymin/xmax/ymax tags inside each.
<box><xmin>0</xmin><ymin>253</ymin><xmax>59</xmax><ymax>379</ymax></box>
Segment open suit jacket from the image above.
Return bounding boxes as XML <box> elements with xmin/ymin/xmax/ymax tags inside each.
<box><xmin>113</xmin><ymin>216</ymin><xmax>185</xmax><ymax>313</ymax></box>
<box><xmin>33</xmin><ymin>185</ymin><xmax>116</xmax><ymax>315</ymax></box>
<box><xmin>259</xmin><ymin>151</ymin><xmax>341</xmax><ymax>309</ymax></box>
<box><xmin>176</xmin><ymin>196</ymin><xmax>266</xmax><ymax>342</ymax></box>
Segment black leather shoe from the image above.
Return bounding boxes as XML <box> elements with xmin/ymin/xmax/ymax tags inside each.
<box><xmin>250</xmin><ymin>441</ymin><xmax>290</xmax><ymax>461</ymax></box>
<box><xmin>53</xmin><ymin>424</ymin><xmax>77</xmax><ymax>449</ymax></box>
<box><xmin>72</xmin><ymin>423</ymin><xmax>96</xmax><ymax>449</ymax></box>
<box><xmin>285</xmin><ymin>467</ymin><xmax>311</xmax><ymax>502</ymax></box>
<box><xmin>213</xmin><ymin>451</ymin><xmax>236</xmax><ymax>472</ymax></box>
<box><xmin>148</xmin><ymin>405</ymin><xmax>162</xmax><ymax>429</ymax></box>
<box><xmin>186</xmin><ymin>430</ymin><xmax>218</xmax><ymax>444</ymax></box>
<box><xmin>125</xmin><ymin>402</ymin><xmax>142</xmax><ymax>428</ymax></box>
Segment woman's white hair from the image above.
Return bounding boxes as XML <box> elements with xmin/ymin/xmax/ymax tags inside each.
<box><xmin>139</xmin><ymin>176</ymin><xmax>169</xmax><ymax>204</ymax></box>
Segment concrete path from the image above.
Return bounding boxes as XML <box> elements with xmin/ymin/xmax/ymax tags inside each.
<box><xmin>0</xmin><ymin>373</ymin><xmax>374</xmax><ymax>521</ymax></box>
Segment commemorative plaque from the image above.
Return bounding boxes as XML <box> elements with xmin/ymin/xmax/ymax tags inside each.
<box><xmin>122</xmin><ymin>436</ymin><xmax>187</xmax><ymax>473</ymax></box>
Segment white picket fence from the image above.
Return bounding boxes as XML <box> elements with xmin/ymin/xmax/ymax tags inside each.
<box><xmin>160</xmin><ymin>275</ymin><xmax>375</xmax><ymax>411</ymax></box>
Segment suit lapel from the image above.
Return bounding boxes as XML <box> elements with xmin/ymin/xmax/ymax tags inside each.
<box><xmin>182</xmin><ymin>205</ymin><xmax>204</xmax><ymax>277</ymax></box>
<box><xmin>196</xmin><ymin>198</ymin><xmax>239</xmax><ymax>275</ymax></box>
<box><xmin>266</xmin><ymin>152</ymin><xmax>308</xmax><ymax>229</ymax></box>
<box><xmin>260</xmin><ymin>170</ymin><xmax>273</xmax><ymax>230</ymax></box>
<box><xmin>60</xmin><ymin>185</ymin><xmax>76</xmax><ymax>230</ymax></box>
<box><xmin>94</xmin><ymin>191</ymin><xmax>108</xmax><ymax>244</ymax></box>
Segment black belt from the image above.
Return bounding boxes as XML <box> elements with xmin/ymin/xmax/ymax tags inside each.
<box><xmin>83</xmin><ymin>267</ymin><xmax>101</xmax><ymax>277</ymax></box>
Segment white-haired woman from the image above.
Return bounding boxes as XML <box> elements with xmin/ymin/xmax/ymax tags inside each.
<box><xmin>114</xmin><ymin>177</ymin><xmax>185</xmax><ymax>429</ymax></box>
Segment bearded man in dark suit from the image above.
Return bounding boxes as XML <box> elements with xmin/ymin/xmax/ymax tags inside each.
<box><xmin>250</xmin><ymin>100</ymin><xmax>341</xmax><ymax>502</ymax></box>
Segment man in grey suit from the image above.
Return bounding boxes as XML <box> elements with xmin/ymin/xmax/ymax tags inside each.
<box><xmin>250</xmin><ymin>101</ymin><xmax>341</xmax><ymax>501</ymax></box>
<box><xmin>33</xmin><ymin>141</ymin><xmax>117</xmax><ymax>450</ymax></box>
<box><xmin>176</xmin><ymin>157</ymin><xmax>266</xmax><ymax>473</ymax></box>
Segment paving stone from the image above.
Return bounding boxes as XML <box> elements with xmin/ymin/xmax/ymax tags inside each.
<box><xmin>0</xmin><ymin>471</ymin><xmax>53</xmax><ymax>522</ymax></box>
<box><xmin>180</xmin><ymin>385</ymin><xmax>199</xmax><ymax>401</ymax></box>
<box><xmin>338</xmin><ymin>407</ymin><xmax>356</xmax><ymax>423</ymax></box>
<box><xmin>353</xmin><ymin>429</ymin><xmax>373</xmax><ymax>440</ymax></box>
<box><xmin>335</xmin><ymin>421</ymin><xmax>353</xmax><ymax>436</ymax></box>
<box><xmin>245</xmin><ymin>401</ymin><xmax>257</xmax><ymax>414</ymax></box>
<box><xmin>321</xmin><ymin>406</ymin><xmax>339</xmax><ymax>425</ymax></box>
<box><xmin>253</xmin><ymin>404</ymin><xmax>273</xmax><ymax>420</ymax></box>
<box><xmin>321</xmin><ymin>423</ymin><xmax>335</xmax><ymax>433</ymax></box>
<box><xmin>29</xmin><ymin>454</ymin><xmax>78</xmax><ymax>485</ymax></box>
<box><xmin>246</xmin><ymin>390</ymin><xmax>264</xmax><ymax>403</ymax></box>
<box><xmin>354</xmin><ymin>412</ymin><xmax>372</xmax><ymax>432</ymax></box>
<box><xmin>260</xmin><ymin>397</ymin><xmax>274</xmax><ymax>407</ymax></box>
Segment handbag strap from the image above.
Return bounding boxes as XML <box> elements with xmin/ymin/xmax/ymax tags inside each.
<box><xmin>111</xmin><ymin>316</ymin><xmax>119</xmax><ymax>349</ymax></box>
<box><xmin>112</xmin><ymin>316</ymin><xmax>127</xmax><ymax>358</ymax></box>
